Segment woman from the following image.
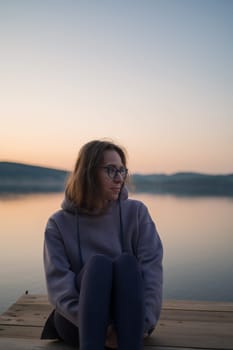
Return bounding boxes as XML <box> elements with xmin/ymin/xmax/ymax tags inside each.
<box><xmin>41</xmin><ymin>140</ymin><xmax>163</xmax><ymax>350</ymax></box>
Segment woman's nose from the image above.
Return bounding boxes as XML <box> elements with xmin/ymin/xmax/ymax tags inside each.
<box><xmin>113</xmin><ymin>171</ymin><xmax>123</xmax><ymax>182</ymax></box>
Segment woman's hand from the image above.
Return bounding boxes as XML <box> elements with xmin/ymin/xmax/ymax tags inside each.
<box><xmin>105</xmin><ymin>325</ymin><xmax>148</xmax><ymax>348</ymax></box>
<box><xmin>105</xmin><ymin>324</ymin><xmax>118</xmax><ymax>349</ymax></box>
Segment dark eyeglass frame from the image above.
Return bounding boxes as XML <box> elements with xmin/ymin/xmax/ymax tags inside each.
<box><xmin>99</xmin><ymin>165</ymin><xmax>128</xmax><ymax>179</ymax></box>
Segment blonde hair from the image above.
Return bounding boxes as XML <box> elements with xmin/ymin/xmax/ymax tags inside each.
<box><xmin>65</xmin><ymin>140</ymin><xmax>127</xmax><ymax>212</ymax></box>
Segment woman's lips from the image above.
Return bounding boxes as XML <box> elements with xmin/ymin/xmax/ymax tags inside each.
<box><xmin>111</xmin><ymin>187</ymin><xmax>120</xmax><ymax>192</ymax></box>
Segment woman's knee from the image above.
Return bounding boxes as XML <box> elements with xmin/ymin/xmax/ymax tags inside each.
<box><xmin>113</xmin><ymin>254</ymin><xmax>143</xmax><ymax>298</ymax></box>
<box><xmin>85</xmin><ymin>254</ymin><xmax>113</xmax><ymax>273</ymax></box>
<box><xmin>88</xmin><ymin>254</ymin><xmax>113</xmax><ymax>265</ymax></box>
<box><xmin>80</xmin><ymin>254</ymin><xmax>113</xmax><ymax>287</ymax></box>
<box><xmin>114</xmin><ymin>253</ymin><xmax>139</xmax><ymax>271</ymax></box>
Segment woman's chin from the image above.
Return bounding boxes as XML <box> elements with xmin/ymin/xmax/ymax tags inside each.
<box><xmin>109</xmin><ymin>193</ymin><xmax>119</xmax><ymax>201</ymax></box>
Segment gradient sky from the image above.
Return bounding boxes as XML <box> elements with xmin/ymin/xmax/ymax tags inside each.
<box><xmin>1</xmin><ymin>0</ymin><xmax>233</xmax><ymax>174</ymax></box>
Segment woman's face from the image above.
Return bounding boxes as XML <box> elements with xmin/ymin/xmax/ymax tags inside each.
<box><xmin>97</xmin><ymin>150</ymin><xmax>126</xmax><ymax>202</ymax></box>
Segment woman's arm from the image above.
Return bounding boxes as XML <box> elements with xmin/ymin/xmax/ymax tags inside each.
<box><xmin>136</xmin><ymin>204</ymin><xmax>163</xmax><ymax>335</ymax></box>
<box><xmin>44</xmin><ymin>217</ymin><xmax>80</xmax><ymax>326</ymax></box>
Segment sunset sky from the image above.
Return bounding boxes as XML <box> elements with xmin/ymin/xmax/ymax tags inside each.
<box><xmin>1</xmin><ymin>0</ymin><xmax>233</xmax><ymax>174</ymax></box>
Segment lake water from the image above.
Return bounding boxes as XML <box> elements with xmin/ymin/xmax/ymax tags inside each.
<box><xmin>0</xmin><ymin>192</ymin><xmax>233</xmax><ymax>314</ymax></box>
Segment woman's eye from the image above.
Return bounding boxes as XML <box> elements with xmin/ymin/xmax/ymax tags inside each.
<box><xmin>109</xmin><ymin>167</ymin><xmax>115</xmax><ymax>175</ymax></box>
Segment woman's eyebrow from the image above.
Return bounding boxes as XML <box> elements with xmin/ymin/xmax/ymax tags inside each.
<box><xmin>103</xmin><ymin>163</ymin><xmax>123</xmax><ymax>168</ymax></box>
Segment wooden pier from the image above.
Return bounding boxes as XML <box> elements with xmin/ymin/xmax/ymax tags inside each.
<box><xmin>0</xmin><ymin>294</ymin><xmax>233</xmax><ymax>349</ymax></box>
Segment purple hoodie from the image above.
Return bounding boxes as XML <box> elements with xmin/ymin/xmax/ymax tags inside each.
<box><xmin>43</xmin><ymin>187</ymin><xmax>163</xmax><ymax>334</ymax></box>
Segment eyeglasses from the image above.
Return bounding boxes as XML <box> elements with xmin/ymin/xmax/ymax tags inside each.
<box><xmin>100</xmin><ymin>165</ymin><xmax>128</xmax><ymax>179</ymax></box>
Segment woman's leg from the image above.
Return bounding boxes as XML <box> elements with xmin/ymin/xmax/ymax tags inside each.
<box><xmin>54</xmin><ymin>311</ymin><xmax>79</xmax><ymax>347</ymax></box>
<box><xmin>113</xmin><ymin>253</ymin><xmax>144</xmax><ymax>350</ymax></box>
<box><xmin>78</xmin><ymin>254</ymin><xmax>113</xmax><ymax>350</ymax></box>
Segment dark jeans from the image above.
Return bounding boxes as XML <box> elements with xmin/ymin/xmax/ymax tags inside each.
<box><xmin>54</xmin><ymin>253</ymin><xmax>144</xmax><ymax>350</ymax></box>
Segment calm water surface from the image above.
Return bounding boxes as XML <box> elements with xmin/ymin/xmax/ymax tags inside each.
<box><xmin>0</xmin><ymin>192</ymin><xmax>233</xmax><ymax>314</ymax></box>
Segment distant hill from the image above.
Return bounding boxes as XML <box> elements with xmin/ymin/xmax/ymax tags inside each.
<box><xmin>132</xmin><ymin>172</ymin><xmax>233</xmax><ymax>196</ymax></box>
<box><xmin>0</xmin><ymin>162</ymin><xmax>68</xmax><ymax>193</ymax></box>
<box><xmin>0</xmin><ymin>162</ymin><xmax>233</xmax><ymax>196</ymax></box>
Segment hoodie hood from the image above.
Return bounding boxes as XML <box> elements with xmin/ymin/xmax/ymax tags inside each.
<box><xmin>61</xmin><ymin>185</ymin><xmax>129</xmax><ymax>214</ymax></box>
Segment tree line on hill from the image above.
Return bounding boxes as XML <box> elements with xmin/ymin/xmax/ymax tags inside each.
<box><xmin>0</xmin><ymin>161</ymin><xmax>233</xmax><ymax>196</ymax></box>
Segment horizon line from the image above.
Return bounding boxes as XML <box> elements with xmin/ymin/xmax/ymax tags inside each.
<box><xmin>1</xmin><ymin>160</ymin><xmax>233</xmax><ymax>177</ymax></box>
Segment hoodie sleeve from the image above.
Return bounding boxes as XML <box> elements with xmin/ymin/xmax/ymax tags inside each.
<box><xmin>136</xmin><ymin>203</ymin><xmax>163</xmax><ymax>334</ymax></box>
<box><xmin>44</xmin><ymin>217</ymin><xmax>80</xmax><ymax>326</ymax></box>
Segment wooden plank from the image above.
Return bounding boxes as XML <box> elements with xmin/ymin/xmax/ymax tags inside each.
<box><xmin>0</xmin><ymin>325</ymin><xmax>42</xmax><ymax>339</ymax></box>
<box><xmin>163</xmin><ymin>299</ymin><xmax>233</xmax><ymax>312</ymax></box>
<box><xmin>0</xmin><ymin>322</ymin><xmax>232</xmax><ymax>350</ymax></box>
<box><xmin>160</xmin><ymin>309</ymin><xmax>233</xmax><ymax>322</ymax></box>
<box><xmin>1</xmin><ymin>321</ymin><xmax>232</xmax><ymax>349</ymax></box>
<box><xmin>1</xmin><ymin>294</ymin><xmax>233</xmax><ymax>349</ymax></box>
<box><xmin>0</xmin><ymin>338</ymin><xmax>73</xmax><ymax>350</ymax></box>
<box><xmin>13</xmin><ymin>294</ymin><xmax>233</xmax><ymax>311</ymax></box>
<box><xmin>146</xmin><ymin>320</ymin><xmax>233</xmax><ymax>349</ymax></box>
<box><xmin>1</xmin><ymin>295</ymin><xmax>233</xmax><ymax>326</ymax></box>
<box><xmin>0</xmin><ymin>303</ymin><xmax>53</xmax><ymax>326</ymax></box>
<box><xmin>15</xmin><ymin>295</ymin><xmax>50</xmax><ymax>305</ymax></box>
<box><xmin>1</xmin><ymin>306</ymin><xmax>233</xmax><ymax>327</ymax></box>
<box><xmin>0</xmin><ymin>338</ymin><xmax>212</xmax><ymax>350</ymax></box>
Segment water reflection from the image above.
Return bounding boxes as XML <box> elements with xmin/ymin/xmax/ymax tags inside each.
<box><xmin>131</xmin><ymin>193</ymin><xmax>233</xmax><ymax>301</ymax></box>
<box><xmin>0</xmin><ymin>193</ymin><xmax>63</xmax><ymax>313</ymax></box>
<box><xmin>0</xmin><ymin>192</ymin><xmax>233</xmax><ymax>313</ymax></box>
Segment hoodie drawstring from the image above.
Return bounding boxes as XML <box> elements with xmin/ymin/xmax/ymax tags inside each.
<box><xmin>76</xmin><ymin>210</ymin><xmax>84</xmax><ymax>269</ymax></box>
<box><xmin>118</xmin><ymin>198</ymin><xmax>125</xmax><ymax>253</ymax></box>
